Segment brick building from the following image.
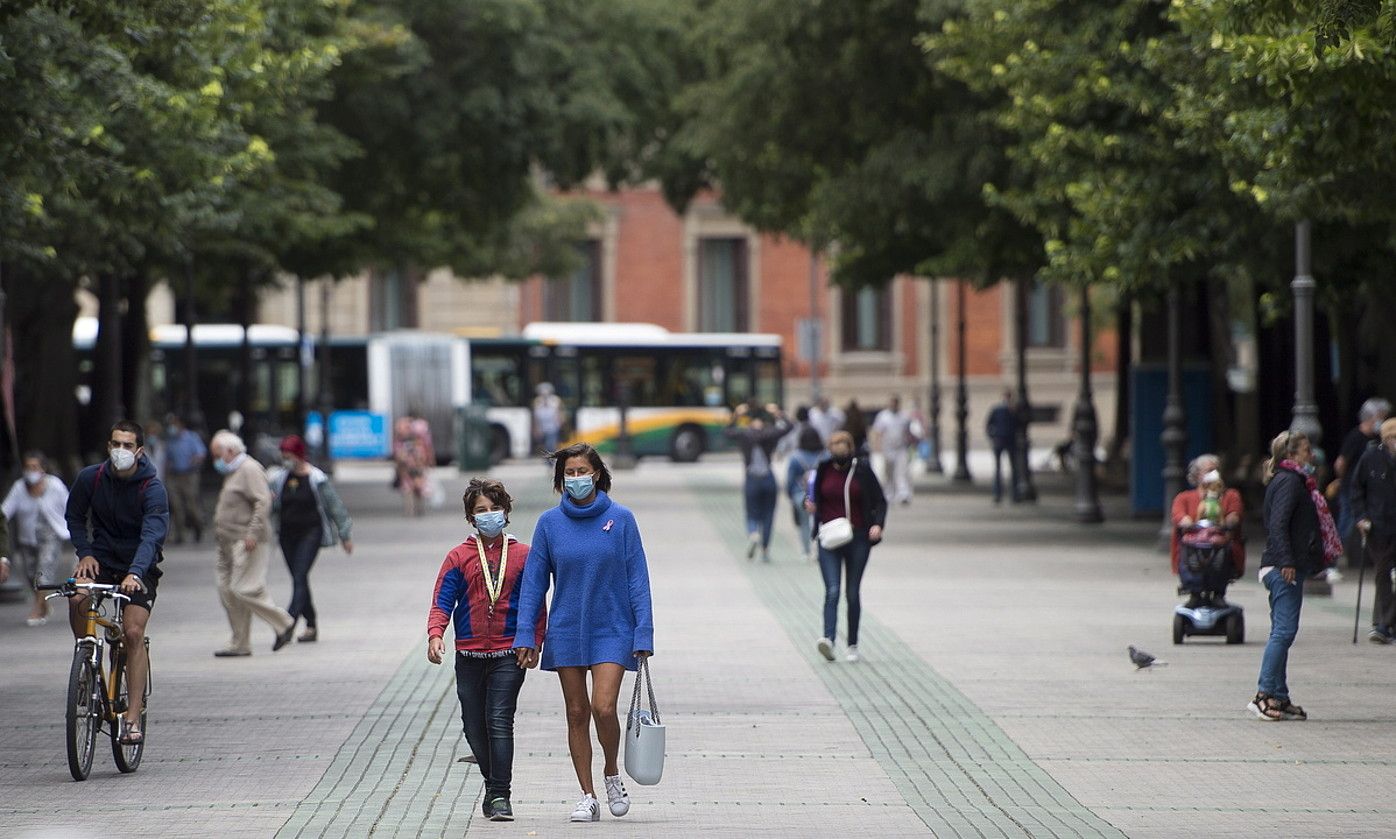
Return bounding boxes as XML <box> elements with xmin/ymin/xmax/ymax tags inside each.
<box><xmin>130</xmin><ymin>185</ymin><xmax>1117</xmax><ymax>450</ymax></box>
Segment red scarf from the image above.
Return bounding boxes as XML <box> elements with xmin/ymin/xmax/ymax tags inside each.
<box><xmin>1279</xmin><ymin>459</ymin><xmax>1342</xmax><ymax>568</ymax></box>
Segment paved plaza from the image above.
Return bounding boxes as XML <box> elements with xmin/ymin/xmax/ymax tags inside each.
<box><xmin>3</xmin><ymin>456</ymin><xmax>1396</xmax><ymax>838</ymax></box>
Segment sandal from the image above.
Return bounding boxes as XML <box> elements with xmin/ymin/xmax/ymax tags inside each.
<box><xmin>1247</xmin><ymin>692</ymin><xmax>1285</xmax><ymax>721</ymax></box>
<box><xmin>118</xmin><ymin>719</ymin><xmax>144</xmax><ymax>745</ymax></box>
<box><xmin>1278</xmin><ymin>699</ymin><xmax>1307</xmax><ymax>721</ymax></box>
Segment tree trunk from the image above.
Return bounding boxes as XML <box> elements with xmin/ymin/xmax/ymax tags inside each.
<box><xmin>122</xmin><ymin>275</ymin><xmax>152</xmax><ymax>423</ymax></box>
<box><xmin>7</xmin><ymin>273</ymin><xmax>83</xmax><ymax>475</ymax></box>
<box><xmin>92</xmin><ymin>274</ymin><xmax>125</xmax><ymax>439</ymax></box>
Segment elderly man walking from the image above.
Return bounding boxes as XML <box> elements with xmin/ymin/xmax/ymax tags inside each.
<box><xmin>210</xmin><ymin>430</ymin><xmax>294</xmax><ymax>657</ymax></box>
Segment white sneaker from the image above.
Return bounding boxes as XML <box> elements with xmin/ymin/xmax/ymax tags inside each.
<box><xmin>604</xmin><ymin>774</ymin><xmax>630</xmax><ymax>817</ymax></box>
<box><xmin>816</xmin><ymin>637</ymin><xmax>835</xmax><ymax>661</ymax></box>
<box><xmin>570</xmin><ymin>793</ymin><xmax>600</xmax><ymax>822</ymax></box>
<box><xmin>845</xmin><ymin>645</ymin><xmax>860</xmax><ymax>663</ymax></box>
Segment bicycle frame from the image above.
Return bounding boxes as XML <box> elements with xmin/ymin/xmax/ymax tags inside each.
<box><xmin>48</xmin><ymin>582</ymin><xmax>131</xmax><ymax>728</ymax></box>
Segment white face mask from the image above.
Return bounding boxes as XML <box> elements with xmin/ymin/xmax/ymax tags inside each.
<box><xmin>109</xmin><ymin>448</ymin><xmax>137</xmax><ymax>471</ymax></box>
<box><xmin>23</xmin><ymin>470</ymin><xmax>43</xmax><ymax>485</ymax></box>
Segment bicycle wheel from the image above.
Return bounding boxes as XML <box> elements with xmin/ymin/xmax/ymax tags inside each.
<box><xmin>66</xmin><ymin>643</ymin><xmax>100</xmax><ymax>781</ymax></box>
<box><xmin>110</xmin><ymin>640</ymin><xmax>148</xmax><ymax>773</ymax></box>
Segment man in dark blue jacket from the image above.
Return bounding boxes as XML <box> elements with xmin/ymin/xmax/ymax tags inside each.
<box><xmin>65</xmin><ymin>419</ymin><xmax>170</xmax><ymax>745</ymax></box>
<box><xmin>1355</xmin><ymin>419</ymin><xmax>1396</xmax><ymax>642</ymax></box>
<box><xmin>985</xmin><ymin>390</ymin><xmax>1020</xmax><ymax>504</ymax></box>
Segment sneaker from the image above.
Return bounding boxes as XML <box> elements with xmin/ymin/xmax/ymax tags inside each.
<box><xmin>569</xmin><ymin>793</ymin><xmax>600</xmax><ymax>823</ymax></box>
<box><xmin>746</xmin><ymin>533</ymin><xmax>759</xmax><ymax>559</ymax></box>
<box><xmin>816</xmin><ymin>637</ymin><xmax>835</xmax><ymax>661</ymax></box>
<box><xmin>488</xmin><ymin>795</ymin><xmax>513</xmax><ymax>821</ymax></box>
<box><xmin>1371</xmin><ymin>627</ymin><xmax>1392</xmax><ymax>645</ymax></box>
<box><xmin>845</xmin><ymin>645</ymin><xmax>860</xmax><ymax>663</ymax></box>
<box><xmin>603</xmin><ymin>774</ymin><xmax>630</xmax><ymax>817</ymax></box>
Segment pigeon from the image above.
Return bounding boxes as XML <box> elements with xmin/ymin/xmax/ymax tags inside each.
<box><xmin>1128</xmin><ymin>645</ymin><xmax>1167</xmax><ymax>670</ymax></box>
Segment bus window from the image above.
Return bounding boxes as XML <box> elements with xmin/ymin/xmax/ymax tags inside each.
<box><xmin>612</xmin><ymin>355</ymin><xmax>658</xmax><ymax>407</ymax></box>
<box><xmin>754</xmin><ymin>358</ymin><xmax>782</xmax><ymax>407</ymax></box>
<box><xmin>725</xmin><ymin>360</ymin><xmax>754</xmax><ymax>407</ymax></box>
<box><xmin>662</xmin><ymin>353</ymin><xmax>721</xmax><ymax>407</ymax></box>
<box><xmin>548</xmin><ymin>354</ymin><xmax>581</xmax><ymax>410</ymax></box>
<box><xmin>472</xmin><ymin>353</ymin><xmax>523</xmax><ymax>407</ymax></box>
<box><xmin>580</xmin><ymin>355</ymin><xmax>606</xmax><ymax>407</ymax></box>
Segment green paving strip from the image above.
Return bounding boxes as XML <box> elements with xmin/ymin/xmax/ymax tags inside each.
<box><xmin>689</xmin><ymin>476</ymin><xmax>1127</xmax><ymax>839</ymax></box>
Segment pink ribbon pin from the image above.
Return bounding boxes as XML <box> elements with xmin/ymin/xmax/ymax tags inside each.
<box><xmin>603</xmin><ymin>519</ymin><xmax>614</xmax><ymax>532</ymax></box>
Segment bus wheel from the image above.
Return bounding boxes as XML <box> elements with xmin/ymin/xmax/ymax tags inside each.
<box><xmin>489</xmin><ymin>425</ymin><xmax>510</xmax><ymax>466</ymax></box>
<box><xmin>670</xmin><ymin>425</ymin><xmax>705</xmax><ymax>463</ymax></box>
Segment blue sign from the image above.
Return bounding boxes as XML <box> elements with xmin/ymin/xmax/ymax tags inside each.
<box><xmin>329</xmin><ymin>411</ymin><xmax>391</xmax><ymax>459</ymax></box>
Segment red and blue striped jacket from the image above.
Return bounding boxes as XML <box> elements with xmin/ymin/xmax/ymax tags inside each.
<box><xmin>427</xmin><ymin>536</ymin><xmax>545</xmax><ymax>655</ymax></box>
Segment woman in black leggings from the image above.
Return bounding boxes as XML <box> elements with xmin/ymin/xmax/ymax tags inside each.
<box><xmin>271</xmin><ymin>435</ymin><xmax>353</xmax><ymax>642</ymax></box>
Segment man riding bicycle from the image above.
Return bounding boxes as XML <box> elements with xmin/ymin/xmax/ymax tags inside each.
<box><xmin>64</xmin><ymin>420</ymin><xmax>170</xmax><ymax>746</ymax></box>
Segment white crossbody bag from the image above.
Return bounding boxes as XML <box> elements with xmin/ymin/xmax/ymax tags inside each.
<box><xmin>816</xmin><ymin>460</ymin><xmax>857</xmax><ymax>550</ymax></box>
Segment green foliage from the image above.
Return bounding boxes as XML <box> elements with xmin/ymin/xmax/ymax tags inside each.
<box><xmin>654</xmin><ymin>0</ymin><xmax>1041</xmax><ymax>288</ymax></box>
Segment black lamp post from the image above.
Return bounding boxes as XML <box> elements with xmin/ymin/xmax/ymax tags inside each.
<box><xmin>1158</xmin><ymin>286</ymin><xmax>1187</xmax><ymax>548</ymax></box>
<box><xmin>927</xmin><ymin>278</ymin><xmax>943</xmax><ymax>474</ymax></box>
<box><xmin>1072</xmin><ymin>284</ymin><xmax>1103</xmax><ymax>523</ymax></box>
<box><xmin>1290</xmin><ymin>220</ymin><xmax>1322</xmax><ymax>443</ymax></box>
<box><xmin>1013</xmin><ymin>278</ymin><xmax>1037</xmax><ymax>502</ymax></box>
<box><xmin>952</xmin><ymin>281</ymin><xmax>972</xmax><ymax>483</ymax></box>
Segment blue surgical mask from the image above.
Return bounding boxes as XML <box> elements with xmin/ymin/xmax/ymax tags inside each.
<box><xmin>213</xmin><ymin>458</ymin><xmax>233</xmax><ymax>475</ymax></box>
<box><xmin>564</xmin><ymin>474</ymin><xmax>595</xmax><ymax>501</ymax></box>
<box><xmin>474</xmin><ymin>510</ymin><xmax>506</xmax><ymax>538</ymax></box>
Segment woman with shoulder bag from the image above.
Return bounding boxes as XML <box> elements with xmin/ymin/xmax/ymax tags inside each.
<box><xmin>1249</xmin><ymin>430</ymin><xmax>1339</xmax><ymax>722</ymax></box>
<box><xmin>805</xmin><ymin>430</ymin><xmax>887</xmax><ymax>663</ymax></box>
<box><xmin>513</xmin><ymin>443</ymin><xmax>655</xmax><ymax>823</ymax></box>
<box><xmin>269</xmin><ymin>435</ymin><xmax>353</xmax><ymax>643</ymax></box>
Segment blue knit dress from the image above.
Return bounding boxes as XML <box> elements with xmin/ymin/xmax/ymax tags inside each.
<box><xmin>513</xmin><ymin>491</ymin><xmax>655</xmax><ymax>671</ymax></box>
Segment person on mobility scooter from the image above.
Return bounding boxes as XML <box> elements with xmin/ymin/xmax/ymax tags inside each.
<box><xmin>1169</xmin><ymin>458</ymin><xmax>1246</xmax><ymax>643</ymax></box>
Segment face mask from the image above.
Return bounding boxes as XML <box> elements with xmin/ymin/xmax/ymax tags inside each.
<box><xmin>564</xmin><ymin>474</ymin><xmax>595</xmax><ymax>500</ymax></box>
<box><xmin>474</xmin><ymin>510</ymin><xmax>507</xmax><ymax>538</ymax></box>
<box><xmin>109</xmin><ymin>448</ymin><xmax>136</xmax><ymax>471</ymax></box>
<box><xmin>283</xmin><ymin>457</ymin><xmax>298</xmax><ymax>470</ymax></box>
<box><xmin>213</xmin><ymin>457</ymin><xmax>233</xmax><ymax>475</ymax></box>
<box><xmin>832</xmin><ymin>453</ymin><xmax>853</xmax><ymax>466</ymax></box>
<box><xmin>23</xmin><ymin>470</ymin><xmax>43</xmax><ymax>485</ymax></box>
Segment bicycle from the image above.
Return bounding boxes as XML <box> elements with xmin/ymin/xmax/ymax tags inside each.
<box><xmin>41</xmin><ymin>579</ymin><xmax>152</xmax><ymax>781</ymax></box>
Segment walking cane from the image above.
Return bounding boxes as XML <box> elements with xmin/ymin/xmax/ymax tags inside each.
<box><xmin>1353</xmin><ymin>531</ymin><xmax>1369</xmax><ymax>644</ymax></box>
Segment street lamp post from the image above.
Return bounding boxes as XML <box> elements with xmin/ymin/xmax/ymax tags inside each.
<box><xmin>1073</xmin><ymin>285</ymin><xmax>1104</xmax><ymax>523</ymax></box>
<box><xmin>952</xmin><ymin>281</ymin><xmax>972</xmax><ymax>482</ymax></box>
<box><xmin>1290</xmin><ymin>220</ymin><xmax>1322</xmax><ymax>444</ymax></box>
<box><xmin>1158</xmin><ymin>286</ymin><xmax>1187</xmax><ymax>548</ymax></box>
<box><xmin>1013</xmin><ymin>278</ymin><xmax>1037</xmax><ymax>502</ymax></box>
<box><xmin>927</xmin><ymin>278</ymin><xmax>943</xmax><ymax>474</ymax></box>
<box><xmin>318</xmin><ymin>279</ymin><xmax>335</xmax><ymax>473</ymax></box>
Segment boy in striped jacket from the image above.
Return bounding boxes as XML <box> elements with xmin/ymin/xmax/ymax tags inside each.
<box><xmin>428</xmin><ymin>479</ymin><xmax>545</xmax><ymax>822</ymax></box>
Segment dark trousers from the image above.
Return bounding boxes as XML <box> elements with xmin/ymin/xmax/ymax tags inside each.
<box><xmin>454</xmin><ymin>654</ymin><xmax>527</xmax><ymax>798</ymax></box>
<box><xmin>743</xmin><ymin>472</ymin><xmax>779</xmax><ymax>548</ymax></box>
<box><xmin>991</xmin><ymin>444</ymin><xmax>1019</xmax><ymax>502</ymax></box>
<box><xmin>818</xmin><ymin>531</ymin><xmax>871</xmax><ymax>646</ymax></box>
<box><xmin>1371</xmin><ymin>535</ymin><xmax>1396</xmax><ymax>631</ymax></box>
<box><xmin>280</xmin><ymin>527</ymin><xmax>322</xmax><ymax>628</ymax></box>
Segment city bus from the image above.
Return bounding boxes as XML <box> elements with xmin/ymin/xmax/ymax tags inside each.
<box><xmin>74</xmin><ymin>318</ymin><xmax>783</xmax><ymax>464</ymax></box>
<box><xmin>469</xmin><ymin>322</ymin><xmax>783</xmax><ymax>462</ymax></box>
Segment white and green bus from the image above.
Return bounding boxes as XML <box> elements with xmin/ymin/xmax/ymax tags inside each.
<box><xmin>470</xmin><ymin>322</ymin><xmax>784</xmax><ymax>462</ymax></box>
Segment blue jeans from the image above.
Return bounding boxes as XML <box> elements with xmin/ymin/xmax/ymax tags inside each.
<box><xmin>744</xmin><ymin>472</ymin><xmax>779</xmax><ymax>549</ymax></box>
<box><xmin>818</xmin><ymin>532</ymin><xmax>871</xmax><ymax>646</ymax></box>
<box><xmin>455</xmin><ymin>654</ymin><xmax>527</xmax><ymax>798</ymax></box>
<box><xmin>1257</xmin><ymin>568</ymin><xmax>1304</xmax><ymax>701</ymax></box>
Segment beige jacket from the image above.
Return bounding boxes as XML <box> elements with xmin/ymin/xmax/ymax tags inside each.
<box><xmin>214</xmin><ymin>456</ymin><xmax>271</xmax><ymax>542</ymax></box>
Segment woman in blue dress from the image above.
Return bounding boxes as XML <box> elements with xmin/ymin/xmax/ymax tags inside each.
<box><xmin>513</xmin><ymin>443</ymin><xmax>655</xmax><ymax>823</ymax></box>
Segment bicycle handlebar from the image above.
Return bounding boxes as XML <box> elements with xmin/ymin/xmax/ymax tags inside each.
<box><xmin>40</xmin><ymin>579</ymin><xmax>131</xmax><ymax>604</ymax></box>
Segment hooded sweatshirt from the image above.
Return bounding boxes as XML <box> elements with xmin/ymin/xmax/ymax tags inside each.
<box><xmin>65</xmin><ymin>456</ymin><xmax>169</xmax><ymax>579</ymax></box>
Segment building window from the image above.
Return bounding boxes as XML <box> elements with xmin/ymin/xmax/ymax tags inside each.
<box><xmin>1026</xmin><ymin>281</ymin><xmax>1065</xmax><ymax>348</ymax></box>
<box><xmin>544</xmin><ymin>240</ymin><xmax>602</xmax><ymax>322</ymax></box>
<box><xmin>840</xmin><ymin>285</ymin><xmax>892</xmax><ymax>352</ymax></box>
<box><xmin>369</xmin><ymin>269</ymin><xmax>417</xmax><ymax>330</ymax></box>
<box><xmin>697</xmin><ymin>237</ymin><xmax>749</xmax><ymax>332</ymax></box>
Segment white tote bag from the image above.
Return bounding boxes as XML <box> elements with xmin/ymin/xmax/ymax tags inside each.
<box><xmin>816</xmin><ymin>461</ymin><xmax>857</xmax><ymax>550</ymax></box>
<box><xmin>624</xmin><ymin>657</ymin><xmax>666</xmax><ymax>785</ymax></box>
